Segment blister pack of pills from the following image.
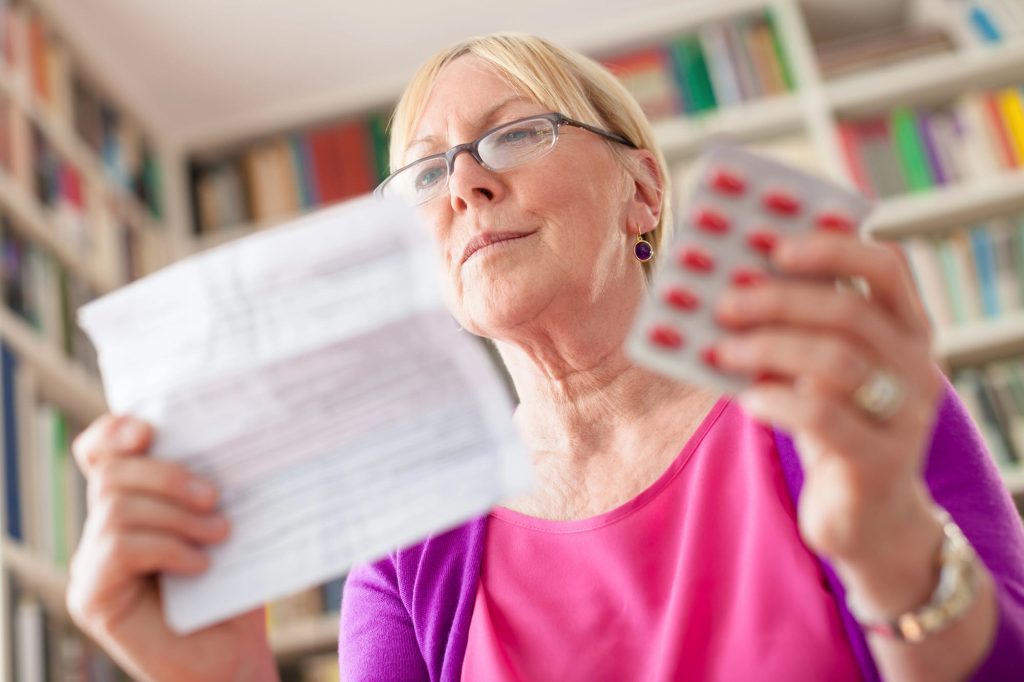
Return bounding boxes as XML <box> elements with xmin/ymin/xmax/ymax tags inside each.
<box><xmin>625</xmin><ymin>144</ymin><xmax>873</xmax><ymax>393</ymax></box>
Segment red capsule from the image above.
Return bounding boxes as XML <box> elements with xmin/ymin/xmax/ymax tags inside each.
<box><xmin>746</xmin><ymin>229</ymin><xmax>778</xmax><ymax>255</ymax></box>
<box><xmin>678</xmin><ymin>247</ymin><xmax>715</xmax><ymax>273</ymax></box>
<box><xmin>663</xmin><ymin>287</ymin><xmax>700</xmax><ymax>311</ymax></box>
<box><xmin>701</xmin><ymin>346</ymin><xmax>720</xmax><ymax>368</ymax></box>
<box><xmin>694</xmin><ymin>208</ymin><xmax>731</xmax><ymax>235</ymax></box>
<box><xmin>816</xmin><ymin>212</ymin><xmax>856</xmax><ymax>234</ymax></box>
<box><xmin>649</xmin><ymin>325</ymin><xmax>684</xmax><ymax>349</ymax></box>
<box><xmin>763</xmin><ymin>191</ymin><xmax>801</xmax><ymax>216</ymax></box>
<box><xmin>710</xmin><ymin>168</ymin><xmax>746</xmax><ymax>195</ymax></box>
<box><xmin>731</xmin><ymin>268</ymin><xmax>767</xmax><ymax>287</ymax></box>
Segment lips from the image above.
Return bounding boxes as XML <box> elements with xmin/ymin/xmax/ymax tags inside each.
<box><xmin>461</xmin><ymin>230</ymin><xmax>536</xmax><ymax>264</ymax></box>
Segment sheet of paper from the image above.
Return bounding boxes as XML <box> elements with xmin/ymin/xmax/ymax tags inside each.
<box><xmin>78</xmin><ymin>196</ymin><xmax>532</xmax><ymax>634</ymax></box>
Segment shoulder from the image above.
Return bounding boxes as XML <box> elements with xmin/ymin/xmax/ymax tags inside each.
<box><xmin>339</xmin><ymin>516</ymin><xmax>488</xmax><ymax>680</ymax></box>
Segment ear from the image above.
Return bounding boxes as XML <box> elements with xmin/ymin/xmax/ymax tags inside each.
<box><xmin>623</xmin><ymin>148</ymin><xmax>664</xmax><ymax>236</ymax></box>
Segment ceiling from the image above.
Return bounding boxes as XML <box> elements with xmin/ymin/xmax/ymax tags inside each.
<box><xmin>39</xmin><ymin>0</ymin><xmax>907</xmax><ymax>151</ymax></box>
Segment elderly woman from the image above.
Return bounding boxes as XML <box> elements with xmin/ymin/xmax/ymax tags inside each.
<box><xmin>68</xmin><ymin>33</ymin><xmax>1022</xmax><ymax>682</ymax></box>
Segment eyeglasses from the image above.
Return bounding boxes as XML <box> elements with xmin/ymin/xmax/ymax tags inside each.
<box><xmin>375</xmin><ymin>112</ymin><xmax>638</xmax><ymax>206</ymax></box>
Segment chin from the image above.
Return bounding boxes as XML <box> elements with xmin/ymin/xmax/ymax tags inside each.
<box><xmin>457</xmin><ymin>286</ymin><xmax>550</xmax><ymax>338</ymax></box>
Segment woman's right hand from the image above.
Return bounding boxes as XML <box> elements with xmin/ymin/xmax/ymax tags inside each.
<box><xmin>66</xmin><ymin>414</ymin><xmax>280</xmax><ymax>682</ymax></box>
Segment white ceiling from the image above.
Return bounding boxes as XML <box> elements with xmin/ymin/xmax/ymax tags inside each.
<box><xmin>39</xmin><ymin>0</ymin><xmax>906</xmax><ymax>151</ymax></box>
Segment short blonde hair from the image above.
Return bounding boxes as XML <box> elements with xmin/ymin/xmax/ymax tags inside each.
<box><xmin>388</xmin><ymin>32</ymin><xmax>672</xmax><ymax>276</ymax></box>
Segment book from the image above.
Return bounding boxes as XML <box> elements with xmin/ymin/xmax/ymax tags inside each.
<box><xmin>699</xmin><ymin>22</ymin><xmax>743</xmax><ymax>107</ymax></box>
<box><xmin>814</xmin><ymin>25</ymin><xmax>954</xmax><ymax>80</ymax></box>
<box><xmin>996</xmin><ymin>87</ymin><xmax>1024</xmax><ymax>167</ymax></box>
<box><xmin>668</xmin><ymin>35</ymin><xmax>717</xmax><ymax>115</ymax></box>
<box><xmin>890</xmin><ymin>107</ymin><xmax>935</xmax><ymax>192</ymax></box>
<box><xmin>970</xmin><ymin>225</ymin><xmax>1001</xmax><ymax>318</ymax></box>
<box><xmin>602</xmin><ymin>47</ymin><xmax>682</xmax><ymax>120</ymax></box>
<box><xmin>901</xmin><ymin>235</ymin><xmax>955</xmax><ymax>331</ymax></box>
<box><xmin>989</xmin><ymin>218</ymin><xmax>1022</xmax><ymax>314</ymax></box>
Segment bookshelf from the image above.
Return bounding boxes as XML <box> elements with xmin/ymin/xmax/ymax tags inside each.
<box><xmin>5</xmin><ymin>0</ymin><xmax>1024</xmax><ymax>678</ymax></box>
<box><xmin>0</xmin><ymin>0</ymin><xmax>170</xmax><ymax>678</ymax></box>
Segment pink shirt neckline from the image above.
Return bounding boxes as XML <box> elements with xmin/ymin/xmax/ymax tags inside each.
<box><xmin>488</xmin><ymin>396</ymin><xmax>731</xmax><ymax>534</ymax></box>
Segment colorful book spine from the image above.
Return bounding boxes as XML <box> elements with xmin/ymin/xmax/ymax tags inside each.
<box><xmin>890</xmin><ymin>107</ymin><xmax>934</xmax><ymax>192</ymax></box>
<box><xmin>2</xmin><ymin>342</ymin><xmax>22</xmax><ymax>540</ymax></box>
<box><xmin>669</xmin><ymin>36</ymin><xmax>717</xmax><ymax>115</ymax></box>
<box><xmin>996</xmin><ymin>87</ymin><xmax>1024</xmax><ymax>167</ymax></box>
<box><xmin>969</xmin><ymin>225</ymin><xmax>1001</xmax><ymax>318</ymax></box>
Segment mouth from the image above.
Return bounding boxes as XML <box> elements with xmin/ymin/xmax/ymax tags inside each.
<box><xmin>461</xmin><ymin>230</ymin><xmax>537</xmax><ymax>264</ymax></box>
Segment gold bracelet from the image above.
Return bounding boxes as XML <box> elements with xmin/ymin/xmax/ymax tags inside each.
<box><xmin>845</xmin><ymin>507</ymin><xmax>981</xmax><ymax>643</ymax></box>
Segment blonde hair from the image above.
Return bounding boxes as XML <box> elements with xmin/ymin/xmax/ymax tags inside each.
<box><xmin>388</xmin><ymin>32</ymin><xmax>672</xmax><ymax>277</ymax></box>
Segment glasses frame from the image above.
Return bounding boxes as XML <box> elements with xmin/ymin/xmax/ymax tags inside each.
<box><xmin>374</xmin><ymin>112</ymin><xmax>639</xmax><ymax>205</ymax></box>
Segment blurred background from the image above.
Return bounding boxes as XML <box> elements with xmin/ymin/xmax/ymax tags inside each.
<box><xmin>2</xmin><ymin>0</ymin><xmax>1024</xmax><ymax>679</ymax></box>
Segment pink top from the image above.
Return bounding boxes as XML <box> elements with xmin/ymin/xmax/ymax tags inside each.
<box><xmin>462</xmin><ymin>398</ymin><xmax>863</xmax><ymax>681</ymax></box>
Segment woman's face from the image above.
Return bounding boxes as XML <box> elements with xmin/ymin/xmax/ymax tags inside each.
<box><xmin>407</xmin><ymin>56</ymin><xmax>649</xmax><ymax>339</ymax></box>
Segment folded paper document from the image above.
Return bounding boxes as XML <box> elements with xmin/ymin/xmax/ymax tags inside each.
<box><xmin>78</xmin><ymin>197</ymin><xmax>532</xmax><ymax>634</ymax></box>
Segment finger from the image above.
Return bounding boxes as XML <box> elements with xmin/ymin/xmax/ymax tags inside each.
<box><xmin>89</xmin><ymin>458</ymin><xmax>219</xmax><ymax>513</ymax></box>
<box><xmin>736</xmin><ymin>380</ymin><xmax>892</xmax><ymax>464</ymax></box>
<box><xmin>72</xmin><ymin>415</ymin><xmax>154</xmax><ymax>477</ymax></box>
<box><xmin>770</xmin><ymin>232</ymin><xmax>930</xmax><ymax>334</ymax></box>
<box><xmin>714</xmin><ymin>278</ymin><xmax>921</xmax><ymax>369</ymax></box>
<box><xmin>715</xmin><ymin>327</ymin><xmax>873</xmax><ymax>398</ymax></box>
<box><xmin>91</xmin><ymin>493</ymin><xmax>230</xmax><ymax>545</ymax></box>
<box><xmin>96</xmin><ymin>530</ymin><xmax>210</xmax><ymax>577</ymax></box>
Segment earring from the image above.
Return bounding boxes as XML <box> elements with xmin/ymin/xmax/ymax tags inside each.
<box><xmin>633</xmin><ymin>227</ymin><xmax>654</xmax><ymax>262</ymax></box>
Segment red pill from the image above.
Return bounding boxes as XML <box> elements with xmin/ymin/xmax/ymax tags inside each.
<box><xmin>649</xmin><ymin>325</ymin><xmax>684</xmax><ymax>349</ymax></box>
<box><xmin>763</xmin><ymin>191</ymin><xmax>801</xmax><ymax>216</ymax></box>
<box><xmin>710</xmin><ymin>168</ymin><xmax>746</xmax><ymax>195</ymax></box>
<box><xmin>816</xmin><ymin>212</ymin><xmax>856</xmax><ymax>234</ymax></box>
<box><xmin>701</xmin><ymin>346</ymin><xmax>720</xmax><ymax>368</ymax></box>
<box><xmin>678</xmin><ymin>247</ymin><xmax>715</xmax><ymax>272</ymax></box>
<box><xmin>746</xmin><ymin>229</ymin><xmax>778</xmax><ymax>255</ymax></box>
<box><xmin>694</xmin><ymin>208</ymin><xmax>731</xmax><ymax>235</ymax></box>
<box><xmin>663</xmin><ymin>287</ymin><xmax>700</xmax><ymax>311</ymax></box>
<box><xmin>731</xmin><ymin>268</ymin><xmax>767</xmax><ymax>287</ymax></box>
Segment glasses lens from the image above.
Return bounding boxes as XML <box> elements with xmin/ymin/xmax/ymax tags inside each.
<box><xmin>385</xmin><ymin>156</ymin><xmax>449</xmax><ymax>205</ymax></box>
<box><xmin>479</xmin><ymin>117</ymin><xmax>556</xmax><ymax>170</ymax></box>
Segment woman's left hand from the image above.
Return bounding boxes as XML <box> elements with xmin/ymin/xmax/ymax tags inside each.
<box><xmin>712</xmin><ymin>230</ymin><xmax>945</xmax><ymax>575</ymax></box>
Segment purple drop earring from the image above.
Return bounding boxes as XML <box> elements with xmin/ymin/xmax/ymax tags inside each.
<box><xmin>633</xmin><ymin>227</ymin><xmax>654</xmax><ymax>262</ymax></box>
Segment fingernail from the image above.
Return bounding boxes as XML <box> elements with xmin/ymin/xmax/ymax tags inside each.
<box><xmin>188</xmin><ymin>478</ymin><xmax>217</xmax><ymax>503</ymax></box>
<box><xmin>115</xmin><ymin>419</ymin><xmax>146</xmax><ymax>449</ymax></box>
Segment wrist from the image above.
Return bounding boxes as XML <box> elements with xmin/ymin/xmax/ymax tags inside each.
<box><xmin>840</xmin><ymin>504</ymin><xmax>982</xmax><ymax>644</ymax></box>
<box><xmin>831</xmin><ymin>486</ymin><xmax>945</xmax><ymax>617</ymax></box>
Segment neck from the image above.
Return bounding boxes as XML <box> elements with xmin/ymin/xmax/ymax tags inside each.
<box><xmin>495</xmin><ymin>330</ymin><xmax>714</xmax><ymax>463</ymax></box>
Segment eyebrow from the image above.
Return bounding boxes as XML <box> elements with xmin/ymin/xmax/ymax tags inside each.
<box><xmin>405</xmin><ymin>95</ymin><xmax>534</xmax><ymax>157</ymax></box>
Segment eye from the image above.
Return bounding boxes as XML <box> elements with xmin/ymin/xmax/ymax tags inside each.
<box><xmin>414</xmin><ymin>164</ymin><xmax>445</xmax><ymax>191</ymax></box>
<box><xmin>495</xmin><ymin>126</ymin><xmax>543</xmax><ymax>147</ymax></box>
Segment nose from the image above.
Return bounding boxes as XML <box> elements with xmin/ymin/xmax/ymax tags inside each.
<box><xmin>447</xmin><ymin>148</ymin><xmax>503</xmax><ymax>211</ymax></box>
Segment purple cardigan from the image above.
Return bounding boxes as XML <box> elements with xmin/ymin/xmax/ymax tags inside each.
<box><xmin>339</xmin><ymin>379</ymin><xmax>1024</xmax><ymax>680</ymax></box>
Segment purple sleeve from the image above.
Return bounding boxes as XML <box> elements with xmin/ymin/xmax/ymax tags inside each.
<box><xmin>339</xmin><ymin>556</ymin><xmax>427</xmax><ymax>681</ymax></box>
<box><xmin>925</xmin><ymin>375</ymin><xmax>1024</xmax><ymax>680</ymax></box>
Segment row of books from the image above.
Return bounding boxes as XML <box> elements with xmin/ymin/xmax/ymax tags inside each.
<box><xmin>953</xmin><ymin>357</ymin><xmax>1024</xmax><ymax>468</ymax></box>
<box><xmin>901</xmin><ymin>212</ymin><xmax>1024</xmax><ymax>331</ymax></box>
<box><xmin>838</xmin><ymin>87</ymin><xmax>1024</xmax><ymax>199</ymax></box>
<box><xmin>1</xmin><ymin>342</ymin><xmax>87</xmax><ymax>564</ymax></box>
<box><xmin>0</xmin><ymin>94</ymin><xmax>89</xmax><ymax>251</ymax></box>
<box><xmin>2</xmin><ymin>218</ymin><xmax>100</xmax><ymax>374</ymax></box>
<box><xmin>947</xmin><ymin>0</ymin><xmax>1024</xmax><ymax>44</ymax></box>
<box><xmin>813</xmin><ymin>25</ymin><xmax>955</xmax><ymax>80</ymax></box>
<box><xmin>189</xmin><ymin>113</ymin><xmax>389</xmax><ymax>235</ymax></box>
<box><xmin>0</xmin><ymin>0</ymin><xmax>163</xmax><ymax>219</ymax></box>
<box><xmin>0</xmin><ymin>95</ymin><xmax>165</xmax><ymax>285</ymax></box>
<box><xmin>7</xmin><ymin>586</ymin><xmax>126</xmax><ymax>682</ymax></box>
<box><xmin>600</xmin><ymin>9</ymin><xmax>793</xmax><ymax>122</ymax></box>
